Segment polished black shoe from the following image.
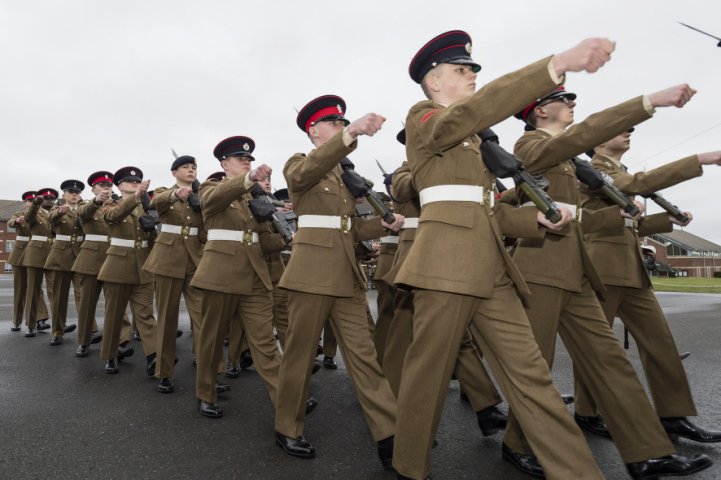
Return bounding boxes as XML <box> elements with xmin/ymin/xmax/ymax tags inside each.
<box><xmin>305</xmin><ymin>397</ymin><xmax>318</xmax><ymax>415</ymax></box>
<box><xmin>397</xmin><ymin>474</ymin><xmax>433</xmax><ymax>480</ymax></box>
<box><xmin>176</xmin><ymin>329</ymin><xmax>183</xmax><ymax>338</ymax></box>
<box><xmin>239</xmin><ymin>349</ymin><xmax>253</xmax><ymax>370</ymax></box>
<box><xmin>377</xmin><ymin>436</ymin><xmax>394</xmax><ymax>469</ymax></box>
<box><xmin>10</xmin><ymin>325</ymin><xmax>21</xmax><ymax>332</ymax></box>
<box><xmin>105</xmin><ymin>359</ymin><xmax>119</xmax><ymax>374</ymax></box>
<box><xmin>311</xmin><ymin>359</ymin><xmax>321</xmax><ymax>375</ymax></box>
<box><xmin>37</xmin><ymin>320</ymin><xmax>50</xmax><ymax>330</ymax></box>
<box><xmin>679</xmin><ymin>351</ymin><xmax>691</xmax><ymax>360</ymax></box>
<box><xmin>322</xmin><ymin>356</ymin><xmax>337</xmax><ymax>369</ymax></box>
<box><xmin>90</xmin><ymin>330</ymin><xmax>103</xmax><ymax>344</ymax></box>
<box><xmin>561</xmin><ymin>394</ymin><xmax>575</xmax><ymax>405</ymax></box>
<box><xmin>574</xmin><ymin>413</ymin><xmax>611</xmax><ymax>438</ymax></box>
<box><xmin>477</xmin><ymin>406</ymin><xmax>507</xmax><ymax>437</ymax></box>
<box><xmin>626</xmin><ymin>453</ymin><xmax>712</xmax><ymax>479</ymax></box>
<box><xmin>25</xmin><ymin>328</ymin><xmax>37</xmax><ymax>337</ymax></box>
<box><xmin>157</xmin><ymin>377</ymin><xmax>174</xmax><ymax>393</ymax></box>
<box><xmin>49</xmin><ymin>336</ymin><xmax>62</xmax><ymax>346</ymax></box>
<box><xmin>225</xmin><ymin>363</ymin><xmax>240</xmax><ymax>378</ymax></box>
<box><xmin>132</xmin><ymin>329</ymin><xmax>141</xmax><ymax>341</ymax></box>
<box><xmin>146</xmin><ymin>354</ymin><xmax>157</xmax><ymax>377</ymax></box>
<box><xmin>198</xmin><ymin>399</ymin><xmax>223</xmax><ymax>418</ymax></box>
<box><xmin>117</xmin><ymin>342</ymin><xmax>135</xmax><ymax>361</ymax></box>
<box><xmin>75</xmin><ymin>345</ymin><xmax>89</xmax><ymax>357</ymax></box>
<box><xmin>501</xmin><ymin>443</ymin><xmax>545</xmax><ymax>478</ymax></box>
<box><xmin>63</xmin><ymin>324</ymin><xmax>77</xmax><ymax>334</ymax></box>
<box><xmin>275</xmin><ymin>432</ymin><xmax>316</xmax><ymax>458</ymax></box>
<box><xmin>661</xmin><ymin>417</ymin><xmax>721</xmax><ymax>443</ymax></box>
<box><xmin>215</xmin><ymin>382</ymin><xmax>231</xmax><ymax>393</ymax></box>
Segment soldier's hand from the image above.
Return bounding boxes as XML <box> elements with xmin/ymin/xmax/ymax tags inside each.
<box><xmin>347</xmin><ymin>113</ymin><xmax>386</xmax><ymax>139</ymax></box>
<box><xmin>381</xmin><ymin>213</ymin><xmax>404</xmax><ymax>232</ymax></box>
<box><xmin>95</xmin><ymin>191</ymin><xmax>110</xmax><ymax>204</ymax></box>
<box><xmin>697</xmin><ymin>151</ymin><xmax>721</xmax><ymax>166</ymax></box>
<box><xmin>33</xmin><ymin>196</ymin><xmax>43</xmax><ymax>205</ymax></box>
<box><xmin>648</xmin><ymin>84</ymin><xmax>696</xmax><ymax>108</ymax></box>
<box><xmin>552</xmin><ymin>38</ymin><xmax>615</xmax><ymax>76</ymax></box>
<box><xmin>620</xmin><ymin>200</ymin><xmax>645</xmax><ymax>221</ymax></box>
<box><xmin>249</xmin><ymin>164</ymin><xmax>272</xmax><ymax>182</ymax></box>
<box><xmin>670</xmin><ymin>211</ymin><xmax>693</xmax><ymax>227</ymax></box>
<box><xmin>537</xmin><ymin>207</ymin><xmax>572</xmax><ymax>231</ymax></box>
<box><xmin>15</xmin><ymin>216</ymin><xmax>26</xmax><ymax>225</ymax></box>
<box><xmin>58</xmin><ymin>204</ymin><xmax>71</xmax><ymax>215</ymax></box>
<box><xmin>175</xmin><ymin>186</ymin><xmax>192</xmax><ymax>200</ymax></box>
<box><xmin>134</xmin><ymin>180</ymin><xmax>150</xmax><ymax>199</ymax></box>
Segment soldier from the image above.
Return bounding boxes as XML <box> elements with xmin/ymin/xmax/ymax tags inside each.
<box><xmin>574</xmin><ymin>128</ymin><xmax>721</xmax><ymax>442</ymax></box>
<box><xmin>97</xmin><ymin>167</ymin><xmax>158</xmax><ymax>375</ymax></box>
<box><xmin>190</xmin><ymin>136</ymin><xmax>284</xmax><ymax>418</ymax></box>
<box><xmin>7</xmin><ymin>192</ymin><xmax>49</xmax><ymax>332</ymax></box>
<box><xmin>274</xmin><ymin>94</ymin><xmax>403</xmax><ymax>466</ymax></box>
<box><xmin>372</xmin><ymin>221</ymin><xmax>397</xmax><ymax>365</ymax></box>
<box><xmin>23</xmin><ymin>188</ymin><xmax>58</xmax><ymax>337</ymax></box>
<box><xmin>507</xmin><ymin>82</ymin><xmax>712</xmax><ymax>478</ymax></box>
<box><xmin>143</xmin><ymin>155</ymin><xmax>205</xmax><ymax>394</ymax></box>
<box><xmin>44</xmin><ymin>179</ymin><xmax>86</xmax><ymax>345</ymax></box>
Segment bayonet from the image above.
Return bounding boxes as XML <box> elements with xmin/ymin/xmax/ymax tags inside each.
<box><xmin>375</xmin><ymin>159</ymin><xmax>388</xmax><ymax>176</ymax></box>
<box><xmin>171</xmin><ymin>148</ymin><xmax>179</xmax><ymax>159</ymax></box>
<box><xmin>678</xmin><ymin>22</ymin><xmax>721</xmax><ymax>46</ymax></box>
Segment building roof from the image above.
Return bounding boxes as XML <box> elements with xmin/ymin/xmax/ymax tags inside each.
<box><xmin>654</xmin><ymin>229</ymin><xmax>721</xmax><ymax>254</ymax></box>
<box><xmin>0</xmin><ymin>200</ymin><xmax>25</xmax><ymax>222</ymax></box>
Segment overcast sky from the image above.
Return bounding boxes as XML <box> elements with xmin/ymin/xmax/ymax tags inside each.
<box><xmin>2</xmin><ymin>1</ymin><xmax>721</xmax><ymax>243</ymax></box>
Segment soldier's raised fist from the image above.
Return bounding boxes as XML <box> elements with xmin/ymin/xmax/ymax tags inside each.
<box><xmin>648</xmin><ymin>84</ymin><xmax>697</xmax><ymax>108</ymax></box>
<box><xmin>552</xmin><ymin>38</ymin><xmax>615</xmax><ymax>76</ymax></box>
<box><xmin>249</xmin><ymin>164</ymin><xmax>273</xmax><ymax>182</ymax></box>
<box><xmin>347</xmin><ymin>113</ymin><xmax>386</xmax><ymax>138</ymax></box>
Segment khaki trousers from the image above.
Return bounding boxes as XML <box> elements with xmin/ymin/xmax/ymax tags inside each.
<box><xmin>275</xmin><ymin>284</ymin><xmax>396</xmax><ymax>442</ymax></box>
<box><xmin>322</xmin><ymin>320</ymin><xmax>337</xmax><ymax>357</ymax></box>
<box><xmin>504</xmin><ymin>281</ymin><xmax>675</xmax><ymax>463</ymax></box>
<box><xmin>373</xmin><ymin>281</ymin><xmax>395</xmax><ymax>365</ymax></box>
<box><xmin>24</xmin><ymin>267</ymin><xmax>52</xmax><ymax>329</ymax></box>
<box><xmin>195</xmin><ymin>281</ymin><xmax>280</xmax><ymax>405</ymax></box>
<box><xmin>75</xmin><ymin>273</ymin><xmax>104</xmax><ymax>346</ymax></box>
<box><xmin>49</xmin><ymin>270</ymin><xmax>81</xmax><ymax>337</ymax></box>
<box><xmin>393</xmin><ymin>278</ymin><xmax>602</xmax><ymax>480</ymax></box>
<box><xmin>12</xmin><ymin>266</ymin><xmax>27</xmax><ymax>327</ymax></box>
<box><xmin>101</xmin><ymin>282</ymin><xmax>157</xmax><ymax>360</ymax></box>
<box><xmin>154</xmin><ymin>273</ymin><xmax>203</xmax><ymax>378</ymax></box>
<box><xmin>574</xmin><ymin>284</ymin><xmax>697</xmax><ymax>418</ymax></box>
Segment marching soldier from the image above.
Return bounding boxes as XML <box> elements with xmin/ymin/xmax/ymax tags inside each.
<box><xmin>143</xmin><ymin>155</ymin><xmax>205</xmax><ymax>394</ymax></box>
<box><xmin>97</xmin><ymin>167</ymin><xmax>158</xmax><ymax>375</ymax></box>
<box><xmin>44</xmin><ymin>179</ymin><xmax>86</xmax><ymax>345</ymax></box>
<box><xmin>274</xmin><ymin>95</ymin><xmax>402</xmax><ymax>465</ymax></box>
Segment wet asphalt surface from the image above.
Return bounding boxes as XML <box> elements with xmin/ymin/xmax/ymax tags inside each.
<box><xmin>0</xmin><ymin>275</ymin><xmax>720</xmax><ymax>480</ymax></box>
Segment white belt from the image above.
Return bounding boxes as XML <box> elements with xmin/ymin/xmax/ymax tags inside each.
<box><xmin>110</xmin><ymin>238</ymin><xmax>148</xmax><ymax>248</ymax></box>
<box><xmin>55</xmin><ymin>234</ymin><xmax>84</xmax><ymax>243</ymax></box>
<box><xmin>84</xmin><ymin>234</ymin><xmax>108</xmax><ymax>242</ymax></box>
<box><xmin>298</xmin><ymin>214</ymin><xmax>352</xmax><ymax>232</ymax></box>
<box><xmin>30</xmin><ymin>235</ymin><xmax>50</xmax><ymax>242</ymax></box>
<box><xmin>522</xmin><ymin>201</ymin><xmax>581</xmax><ymax>222</ymax></box>
<box><xmin>624</xmin><ymin>218</ymin><xmax>638</xmax><ymax>228</ymax></box>
<box><xmin>207</xmin><ymin>229</ymin><xmax>259</xmax><ymax>244</ymax></box>
<box><xmin>380</xmin><ymin>236</ymin><xmax>399</xmax><ymax>244</ymax></box>
<box><xmin>401</xmin><ymin>218</ymin><xmax>419</xmax><ymax>229</ymax></box>
<box><xmin>15</xmin><ymin>235</ymin><xmax>30</xmax><ymax>242</ymax></box>
<box><xmin>418</xmin><ymin>185</ymin><xmax>493</xmax><ymax>208</ymax></box>
<box><xmin>161</xmin><ymin>224</ymin><xmax>199</xmax><ymax>236</ymax></box>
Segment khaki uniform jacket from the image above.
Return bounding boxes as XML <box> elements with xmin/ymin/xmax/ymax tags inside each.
<box><xmin>394</xmin><ymin>57</ymin><xmax>559</xmax><ymax>299</ymax></box>
<box><xmin>383</xmin><ymin>163</ymin><xmax>420</xmax><ymax>285</ymax></box>
<box><xmin>582</xmin><ymin>153</ymin><xmax>702</xmax><ymax>288</ymax></box>
<box><xmin>279</xmin><ymin>131</ymin><xmax>387</xmax><ymax>297</ymax></box>
<box><xmin>23</xmin><ymin>202</ymin><xmax>53</xmax><ymax>269</ymax></box>
<box><xmin>259</xmin><ymin>222</ymin><xmax>287</xmax><ymax>284</ymax></box>
<box><xmin>97</xmin><ymin>195</ymin><xmax>154</xmax><ymax>285</ymax></box>
<box><xmin>143</xmin><ymin>185</ymin><xmax>204</xmax><ymax>279</ymax></box>
<box><xmin>44</xmin><ymin>205</ymin><xmax>83</xmax><ymax>271</ymax></box>
<box><xmin>72</xmin><ymin>199</ymin><xmax>111</xmax><ymax>276</ymax></box>
<box><xmin>190</xmin><ymin>175</ymin><xmax>273</xmax><ymax>295</ymax></box>
<box><xmin>8</xmin><ymin>210</ymin><xmax>31</xmax><ymax>267</ymax></box>
<box><xmin>512</xmin><ymin>97</ymin><xmax>654</xmax><ymax>293</ymax></box>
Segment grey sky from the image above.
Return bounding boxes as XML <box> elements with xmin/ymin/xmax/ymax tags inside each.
<box><xmin>2</xmin><ymin>1</ymin><xmax>721</xmax><ymax>243</ymax></box>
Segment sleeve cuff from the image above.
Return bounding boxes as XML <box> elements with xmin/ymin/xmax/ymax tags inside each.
<box><xmin>342</xmin><ymin>127</ymin><xmax>355</xmax><ymax>147</ymax></box>
<box><xmin>642</xmin><ymin>95</ymin><xmax>656</xmax><ymax>115</ymax></box>
<box><xmin>243</xmin><ymin>172</ymin><xmax>254</xmax><ymax>190</ymax></box>
<box><xmin>547</xmin><ymin>60</ymin><xmax>565</xmax><ymax>85</ymax></box>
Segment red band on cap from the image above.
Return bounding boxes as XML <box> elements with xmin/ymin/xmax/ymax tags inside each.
<box><xmin>305</xmin><ymin>105</ymin><xmax>344</xmax><ymax>132</ymax></box>
<box><xmin>431</xmin><ymin>43</ymin><xmax>466</xmax><ymax>58</ymax></box>
<box><xmin>90</xmin><ymin>175</ymin><xmax>113</xmax><ymax>186</ymax></box>
<box><xmin>39</xmin><ymin>190</ymin><xmax>56</xmax><ymax>198</ymax></box>
<box><xmin>421</xmin><ymin>109</ymin><xmax>439</xmax><ymax>123</ymax></box>
<box><xmin>22</xmin><ymin>194</ymin><xmax>36</xmax><ymax>200</ymax></box>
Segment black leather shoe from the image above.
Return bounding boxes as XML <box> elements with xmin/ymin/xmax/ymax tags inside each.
<box><xmin>176</xmin><ymin>329</ymin><xmax>183</xmax><ymax>338</ymax></box>
<box><xmin>661</xmin><ymin>417</ymin><xmax>721</xmax><ymax>443</ymax></box>
<box><xmin>132</xmin><ymin>329</ymin><xmax>141</xmax><ymax>341</ymax></box>
<box><xmin>105</xmin><ymin>359</ymin><xmax>119</xmax><ymax>374</ymax></box>
<box><xmin>626</xmin><ymin>453</ymin><xmax>712</xmax><ymax>479</ymax></box>
<box><xmin>146</xmin><ymin>354</ymin><xmax>157</xmax><ymax>377</ymax></box>
<box><xmin>322</xmin><ymin>356</ymin><xmax>337</xmax><ymax>369</ymax></box>
<box><xmin>117</xmin><ymin>342</ymin><xmax>135</xmax><ymax>361</ymax></box>
<box><xmin>679</xmin><ymin>351</ymin><xmax>691</xmax><ymax>360</ymax></box>
<box><xmin>157</xmin><ymin>378</ymin><xmax>174</xmax><ymax>393</ymax></box>
<box><xmin>311</xmin><ymin>359</ymin><xmax>321</xmax><ymax>375</ymax></box>
<box><xmin>502</xmin><ymin>443</ymin><xmax>545</xmax><ymax>478</ymax></box>
<box><xmin>561</xmin><ymin>394</ymin><xmax>575</xmax><ymax>405</ymax></box>
<box><xmin>215</xmin><ymin>382</ymin><xmax>231</xmax><ymax>393</ymax></box>
<box><xmin>275</xmin><ymin>432</ymin><xmax>316</xmax><ymax>458</ymax></box>
<box><xmin>377</xmin><ymin>436</ymin><xmax>394</xmax><ymax>469</ymax></box>
<box><xmin>37</xmin><ymin>320</ymin><xmax>50</xmax><ymax>330</ymax></box>
<box><xmin>397</xmin><ymin>474</ymin><xmax>433</xmax><ymax>480</ymax></box>
<box><xmin>90</xmin><ymin>331</ymin><xmax>103</xmax><ymax>344</ymax></box>
<box><xmin>11</xmin><ymin>325</ymin><xmax>21</xmax><ymax>332</ymax></box>
<box><xmin>25</xmin><ymin>328</ymin><xmax>37</xmax><ymax>337</ymax></box>
<box><xmin>49</xmin><ymin>336</ymin><xmax>62</xmax><ymax>346</ymax></box>
<box><xmin>75</xmin><ymin>345</ymin><xmax>89</xmax><ymax>357</ymax></box>
<box><xmin>63</xmin><ymin>324</ymin><xmax>77</xmax><ymax>334</ymax></box>
<box><xmin>225</xmin><ymin>363</ymin><xmax>240</xmax><ymax>378</ymax></box>
<box><xmin>305</xmin><ymin>397</ymin><xmax>318</xmax><ymax>415</ymax></box>
<box><xmin>574</xmin><ymin>413</ymin><xmax>611</xmax><ymax>438</ymax></box>
<box><xmin>477</xmin><ymin>406</ymin><xmax>507</xmax><ymax>437</ymax></box>
<box><xmin>239</xmin><ymin>349</ymin><xmax>253</xmax><ymax>370</ymax></box>
<box><xmin>198</xmin><ymin>400</ymin><xmax>223</xmax><ymax>418</ymax></box>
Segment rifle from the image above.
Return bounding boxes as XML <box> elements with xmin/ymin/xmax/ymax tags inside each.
<box><xmin>571</xmin><ymin>157</ymin><xmax>641</xmax><ymax>217</ymax></box>
<box><xmin>642</xmin><ymin>192</ymin><xmax>690</xmax><ymax>224</ymax></box>
<box><xmin>139</xmin><ymin>193</ymin><xmax>161</xmax><ymax>233</ymax></box>
<box><xmin>339</xmin><ymin>158</ymin><xmax>395</xmax><ymax>224</ymax></box>
<box><xmin>188</xmin><ymin>179</ymin><xmax>202</xmax><ymax>213</ymax></box>
<box><xmin>478</xmin><ymin>129</ymin><xmax>563</xmax><ymax>223</ymax></box>
<box><xmin>354</xmin><ymin>204</ymin><xmax>376</xmax><ymax>257</ymax></box>
<box><xmin>248</xmin><ymin>184</ymin><xmax>295</xmax><ymax>244</ymax></box>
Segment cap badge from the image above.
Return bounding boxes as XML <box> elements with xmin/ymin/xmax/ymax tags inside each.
<box><xmin>243</xmin><ymin>143</ymin><xmax>250</xmax><ymax>151</ymax></box>
<box><xmin>336</xmin><ymin>104</ymin><xmax>343</xmax><ymax>113</ymax></box>
<box><xmin>465</xmin><ymin>42</ymin><xmax>472</xmax><ymax>54</ymax></box>
<box><xmin>130</xmin><ymin>170</ymin><xmax>136</xmax><ymax>175</ymax></box>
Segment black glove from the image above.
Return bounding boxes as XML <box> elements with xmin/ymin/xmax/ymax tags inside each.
<box><xmin>188</xmin><ymin>193</ymin><xmax>201</xmax><ymax>213</ymax></box>
<box><xmin>341</xmin><ymin>171</ymin><xmax>369</xmax><ymax>198</ymax></box>
<box><xmin>248</xmin><ymin>199</ymin><xmax>275</xmax><ymax>222</ymax></box>
<box><xmin>139</xmin><ymin>214</ymin><xmax>160</xmax><ymax>232</ymax></box>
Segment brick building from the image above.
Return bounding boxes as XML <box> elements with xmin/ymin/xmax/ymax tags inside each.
<box><xmin>0</xmin><ymin>200</ymin><xmax>26</xmax><ymax>273</ymax></box>
<box><xmin>646</xmin><ymin>229</ymin><xmax>721</xmax><ymax>278</ymax></box>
